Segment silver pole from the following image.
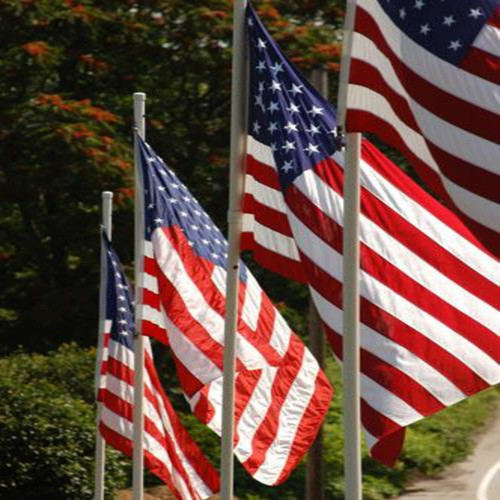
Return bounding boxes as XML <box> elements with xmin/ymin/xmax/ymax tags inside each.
<box><xmin>220</xmin><ymin>1</ymin><xmax>248</xmax><ymax>499</ymax></box>
<box><xmin>94</xmin><ymin>191</ymin><xmax>113</xmax><ymax>500</ymax></box>
<box><xmin>337</xmin><ymin>2</ymin><xmax>363</xmax><ymax>499</ymax></box>
<box><xmin>132</xmin><ymin>92</ymin><xmax>146</xmax><ymax>500</ymax></box>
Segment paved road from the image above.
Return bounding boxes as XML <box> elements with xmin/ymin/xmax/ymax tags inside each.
<box><xmin>396</xmin><ymin>407</ymin><xmax>500</xmax><ymax>500</ymax></box>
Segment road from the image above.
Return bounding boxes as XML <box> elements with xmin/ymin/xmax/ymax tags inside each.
<box><xmin>396</xmin><ymin>407</ymin><xmax>500</xmax><ymax>500</ymax></box>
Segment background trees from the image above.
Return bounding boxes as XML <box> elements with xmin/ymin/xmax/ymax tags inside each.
<box><xmin>0</xmin><ymin>0</ymin><xmax>343</xmax><ymax>352</ymax></box>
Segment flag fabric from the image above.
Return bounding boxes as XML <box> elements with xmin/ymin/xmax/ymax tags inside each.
<box><xmin>242</xmin><ymin>4</ymin><xmax>500</xmax><ymax>466</ymax></box>
<box><xmin>344</xmin><ymin>0</ymin><xmax>500</xmax><ymax>254</ymax></box>
<box><xmin>136</xmin><ymin>137</ymin><xmax>333</xmax><ymax>486</ymax></box>
<box><xmin>97</xmin><ymin>231</ymin><xmax>220</xmax><ymax>499</ymax></box>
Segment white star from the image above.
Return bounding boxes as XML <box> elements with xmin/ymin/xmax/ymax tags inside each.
<box><xmin>188</xmin><ymin>241</ymin><xmax>194</xmax><ymax>247</ymax></box>
<box><xmin>180</xmin><ymin>211</ymin><xmax>188</xmax><ymax>217</ymax></box>
<box><xmin>268</xmin><ymin>122</ymin><xmax>278</xmax><ymax>133</ymax></box>
<box><xmin>159</xmin><ymin>170</ymin><xmax>168</xmax><ymax>176</ymax></box>
<box><xmin>282</xmin><ymin>141</ymin><xmax>296</xmax><ymax>152</ymax></box>
<box><xmin>119</xmin><ymin>330</ymin><xmax>128</xmax><ymax>336</ymax></box>
<box><xmin>154</xmin><ymin>217</ymin><xmax>163</xmax><ymax>224</ymax></box>
<box><xmin>255</xmin><ymin>93</ymin><xmax>265</xmax><ymax>110</ymax></box>
<box><xmin>270</xmin><ymin>142</ymin><xmax>277</xmax><ymax>152</ymax></box>
<box><xmin>204</xmin><ymin>224</ymin><xmax>211</xmax><ymax>230</ymax></box>
<box><xmin>117</xmin><ymin>284</ymin><xmax>125</xmax><ymax>289</ymax></box>
<box><xmin>258</xmin><ymin>81</ymin><xmax>265</xmax><ymax>92</ymax></box>
<box><xmin>119</xmin><ymin>319</ymin><xmax>128</xmax><ymax>325</ymax></box>
<box><xmin>169</xmin><ymin>197</ymin><xmax>177</xmax><ymax>203</ymax></box>
<box><xmin>214</xmin><ymin>239</ymin><xmax>220</xmax><ymax>245</ymax></box>
<box><xmin>399</xmin><ymin>8</ymin><xmax>406</xmax><ymax>19</ymax></box>
<box><xmin>308</xmin><ymin>105</ymin><xmax>324</xmax><ymax>117</ymax></box>
<box><xmin>253</xmin><ymin>121</ymin><xmax>261</xmax><ymax>134</ymax></box>
<box><xmin>147</xmin><ymin>157</ymin><xmax>155</xmax><ymax>164</ymax></box>
<box><xmin>307</xmin><ymin>123</ymin><xmax>321</xmax><ymax>136</ymax></box>
<box><xmin>284</xmin><ymin>121</ymin><xmax>299</xmax><ymax>133</ymax></box>
<box><xmin>443</xmin><ymin>15</ymin><xmax>456</xmax><ymax>26</ymax></box>
<box><xmin>414</xmin><ymin>0</ymin><xmax>424</xmax><ymax>9</ymax></box>
<box><xmin>267</xmin><ymin>101</ymin><xmax>279</xmax><ymax>113</ymax></box>
<box><xmin>449</xmin><ymin>39</ymin><xmax>462</xmax><ymax>51</ymax></box>
<box><xmin>269</xmin><ymin>80</ymin><xmax>282</xmax><ymax>92</ymax></box>
<box><xmin>287</xmin><ymin>102</ymin><xmax>300</xmax><ymax>114</ymax></box>
<box><xmin>158</xmin><ymin>186</ymin><xmax>166</xmax><ymax>191</ymax></box>
<box><xmin>119</xmin><ymin>307</ymin><xmax>127</xmax><ymax>312</ymax></box>
<box><xmin>281</xmin><ymin>160</ymin><xmax>294</xmax><ymax>173</ymax></box>
<box><xmin>304</xmin><ymin>143</ymin><xmax>320</xmax><ymax>155</ymax></box>
<box><xmin>420</xmin><ymin>23</ymin><xmax>431</xmax><ymax>35</ymax></box>
<box><xmin>211</xmin><ymin>252</ymin><xmax>218</xmax><ymax>258</ymax></box>
<box><xmin>183</xmin><ymin>196</ymin><xmax>190</xmax><ymax>202</ymax></box>
<box><xmin>170</xmin><ymin>183</ymin><xmax>179</xmax><ymax>189</ymax></box>
<box><xmin>194</xmin><ymin>210</ymin><xmax>201</xmax><ymax>215</ymax></box>
<box><xmin>118</xmin><ymin>295</ymin><xmax>126</xmax><ymax>301</ymax></box>
<box><xmin>201</xmin><ymin>239</ymin><xmax>209</xmax><ymax>245</ymax></box>
<box><xmin>191</xmin><ymin>225</ymin><xmax>199</xmax><ymax>230</ymax></box>
<box><xmin>469</xmin><ymin>8</ymin><xmax>483</xmax><ymax>19</ymax></box>
<box><xmin>257</xmin><ymin>38</ymin><xmax>267</xmax><ymax>50</ymax></box>
<box><xmin>256</xmin><ymin>60</ymin><xmax>266</xmax><ymax>72</ymax></box>
<box><xmin>247</xmin><ymin>17</ymin><xmax>254</xmax><ymax>27</ymax></box>
<box><xmin>270</xmin><ymin>61</ymin><xmax>284</xmax><ymax>75</ymax></box>
<box><xmin>289</xmin><ymin>83</ymin><xmax>303</xmax><ymax>95</ymax></box>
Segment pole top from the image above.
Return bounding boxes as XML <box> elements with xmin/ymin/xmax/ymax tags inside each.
<box><xmin>133</xmin><ymin>92</ymin><xmax>146</xmax><ymax>101</ymax></box>
<box><xmin>102</xmin><ymin>191</ymin><xmax>113</xmax><ymax>199</ymax></box>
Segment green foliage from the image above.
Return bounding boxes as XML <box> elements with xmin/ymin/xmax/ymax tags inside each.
<box><xmin>0</xmin><ymin>344</ymin><xmax>127</xmax><ymax>499</ymax></box>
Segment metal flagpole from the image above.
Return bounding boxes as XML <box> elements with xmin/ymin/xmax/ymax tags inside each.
<box><xmin>220</xmin><ymin>0</ymin><xmax>248</xmax><ymax>499</ymax></box>
<box><xmin>337</xmin><ymin>1</ymin><xmax>362</xmax><ymax>500</ymax></box>
<box><xmin>132</xmin><ymin>92</ymin><xmax>146</xmax><ymax>500</ymax></box>
<box><xmin>306</xmin><ymin>68</ymin><xmax>329</xmax><ymax>500</ymax></box>
<box><xmin>94</xmin><ymin>191</ymin><xmax>113</xmax><ymax>500</ymax></box>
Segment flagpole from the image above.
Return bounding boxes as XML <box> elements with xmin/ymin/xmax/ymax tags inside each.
<box><xmin>221</xmin><ymin>1</ymin><xmax>248</xmax><ymax>499</ymax></box>
<box><xmin>132</xmin><ymin>92</ymin><xmax>146</xmax><ymax>500</ymax></box>
<box><xmin>94</xmin><ymin>191</ymin><xmax>113</xmax><ymax>500</ymax></box>
<box><xmin>337</xmin><ymin>2</ymin><xmax>362</xmax><ymax>500</ymax></box>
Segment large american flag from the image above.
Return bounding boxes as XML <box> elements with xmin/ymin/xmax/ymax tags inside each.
<box><xmin>97</xmin><ymin>231</ymin><xmax>220</xmax><ymax>499</ymax></box>
<box><xmin>242</xmin><ymin>4</ymin><xmax>499</xmax><ymax>466</ymax></box>
<box><xmin>136</xmin><ymin>137</ymin><xmax>333</xmax><ymax>485</ymax></box>
<box><xmin>344</xmin><ymin>0</ymin><xmax>500</xmax><ymax>254</ymax></box>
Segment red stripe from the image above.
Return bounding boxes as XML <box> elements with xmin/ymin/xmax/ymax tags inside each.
<box><xmin>244</xmin><ymin>192</ymin><xmax>293</xmax><ymax>235</ymax></box>
<box><xmin>461</xmin><ymin>46</ymin><xmax>500</xmax><ymax>84</ymax></box>
<box><xmin>285</xmin><ymin>183</ymin><xmax>498</xmax><ymax>360</ymax></box>
<box><xmin>354</xmin><ymin>6</ymin><xmax>499</xmax><ymax>143</ymax></box>
<box><xmin>347</xmin><ymin>110</ymin><xmax>500</xmax><ymax>255</ymax></box>
<box><xmin>240</xmin><ymin>231</ymin><xmax>307</xmax><ymax>282</ymax></box>
<box><xmin>247</xmin><ymin>154</ymin><xmax>281</xmax><ymax>190</ymax></box>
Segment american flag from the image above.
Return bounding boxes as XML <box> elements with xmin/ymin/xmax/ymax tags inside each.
<box><xmin>136</xmin><ymin>136</ymin><xmax>333</xmax><ymax>486</ymax></box>
<box><xmin>344</xmin><ymin>0</ymin><xmax>500</xmax><ymax>254</ymax></box>
<box><xmin>97</xmin><ymin>231</ymin><xmax>220</xmax><ymax>499</ymax></box>
<box><xmin>242</xmin><ymin>4</ymin><xmax>499</xmax><ymax>466</ymax></box>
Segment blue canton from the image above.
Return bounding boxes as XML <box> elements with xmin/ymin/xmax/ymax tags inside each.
<box><xmin>378</xmin><ymin>0</ymin><xmax>497</xmax><ymax>64</ymax></box>
<box><xmin>247</xmin><ymin>5</ymin><xmax>339</xmax><ymax>191</ymax></box>
<box><xmin>103</xmin><ymin>231</ymin><xmax>135</xmax><ymax>350</ymax></box>
<box><xmin>138</xmin><ymin>137</ymin><xmax>247</xmax><ymax>282</ymax></box>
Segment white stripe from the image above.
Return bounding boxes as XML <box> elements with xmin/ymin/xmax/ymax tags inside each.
<box><xmin>356</xmin><ymin>0</ymin><xmax>500</xmax><ymax>113</ymax></box>
<box><xmin>245</xmin><ymin>174</ymin><xmax>288</xmax><ymax>213</ymax></box>
<box><xmin>287</xmin><ymin>211</ymin><xmax>500</xmax><ymax>384</ymax></box>
<box><xmin>144</xmin><ymin>240</ymin><xmax>154</xmax><ymax>258</ymax></box>
<box><xmin>242</xmin><ymin>215</ymin><xmax>301</xmax><ymax>262</ymax></box>
<box><xmin>143</xmin><ymin>273</ymin><xmax>159</xmax><ymax>294</ymax></box>
<box><xmin>347</xmin><ymin>85</ymin><xmax>438</xmax><ymax>171</ymax></box>
<box><xmin>363</xmin><ymin>429</ymin><xmax>377</xmax><ymax>451</ymax></box>
<box><xmin>269</xmin><ymin>312</ymin><xmax>292</xmax><ymax>357</ymax></box>
<box><xmin>310</xmin><ymin>289</ymin><xmax>466</xmax><ymax>406</ymax></box>
<box><xmin>473</xmin><ymin>23</ymin><xmax>500</xmax><ymax>58</ymax></box>
<box><xmin>254</xmin><ymin>349</ymin><xmax>319</xmax><ymax>485</ymax></box>
<box><xmin>294</xmin><ymin>168</ymin><xmax>498</xmax><ymax>331</ymax></box>
<box><xmin>248</xmin><ymin>135</ymin><xmax>277</xmax><ymax>168</ymax></box>
<box><xmin>141</xmin><ymin>302</ymin><xmax>167</xmax><ymax>330</ymax></box>
<box><xmin>152</xmin><ymin>228</ymin><xmax>269</xmax><ymax>372</ymax></box>
<box><xmin>351</xmin><ymin>33</ymin><xmax>500</xmax><ymax>173</ymax></box>
<box><xmin>242</xmin><ymin>272</ymin><xmax>263</xmax><ymax>331</ymax></box>
<box><xmin>361</xmin><ymin>375</ymin><xmax>423</xmax><ymax>427</ymax></box>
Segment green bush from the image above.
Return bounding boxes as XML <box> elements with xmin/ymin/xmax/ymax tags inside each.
<box><xmin>0</xmin><ymin>344</ymin><xmax>127</xmax><ymax>499</ymax></box>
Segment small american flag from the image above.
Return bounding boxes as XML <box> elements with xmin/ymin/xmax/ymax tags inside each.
<box><xmin>242</xmin><ymin>4</ymin><xmax>499</xmax><ymax>466</ymax></box>
<box><xmin>345</xmin><ymin>0</ymin><xmax>500</xmax><ymax>254</ymax></box>
<box><xmin>137</xmin><ymin>137</ymin><xmax>333</xmax><ymax>486</ymax></box>
<box><xmin>97</xmin><ymin>231</ymin><xmax>220</xmax><ymax>499</ymax></box>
